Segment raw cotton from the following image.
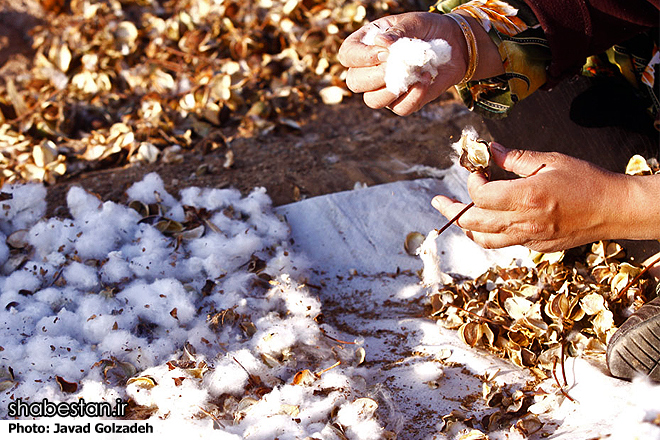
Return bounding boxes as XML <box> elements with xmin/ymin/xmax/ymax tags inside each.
<box><xmin>0</xmin><ymin>173</ymin><xmax>388</xmax><ymax>438</ymax></box>
<box><xmin>361</xmin><ymin>25</ymin><xmax>452</xmax><ymax>96</ymax></box>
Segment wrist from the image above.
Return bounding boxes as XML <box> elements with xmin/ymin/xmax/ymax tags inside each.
<box><xmin>450</xmin><ymin>11</ymin><xmax>505</xmax><ymax>82</ymax></box>
<box><xmin>617</xmin><ymin>174</ymin><xmax>660</xmax><ymax>241</ymax></box>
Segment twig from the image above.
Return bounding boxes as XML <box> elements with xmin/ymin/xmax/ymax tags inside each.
<box><xmin>316</xmin><ymin>361</ymin><xmax>341</xmax><ymax>376</ymax></box>
<box><xmin>8</xmin><ymin>89</ymin><xmax>64</xmax><ymax>123</ymax></box>
<box><xmin>320</xmin><ymin>328</ymin><xmax>357</xmax><ymax>345</ymax></box>
<box><xmin>435</xmin><ymin>202</ymin><xmax>474</xmax><ymax>236</ymax></box>
<box><xmin>162</xmin><ymin>46</ymin><xmax>223</xmax><ymax>66</ymax></box>
<box><xmin>197</xmin><ymin>406</ymin><xmax>225</xmax><ymax>429</ymax></box>
<box><xmin>560</xmin><ymin>341</ymin><xmax>568</xmax><ymax>387</ymax></box>
<box><xmin>552</xmin><ymin>357</ymin><xmax>576</xmax><ymax>402</ymax></box>
<box><xmin>613</xmin><ymin>254</ymin><xmax>660</xmax><ymax>301</ymax></box>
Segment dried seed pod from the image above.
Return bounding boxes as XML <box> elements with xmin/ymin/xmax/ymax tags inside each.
<box><xmin>625</xmin><ymin>154</ymin><xmax>652</xmax><ymax>176</ymax></box>
<box><xmin>455</xmin><ymin>129</ymin><xmax>490</xmax><ymax>175</ymax></box>
<box><xmin>6</xmin><ymin>230</ymin><xmax>29</xmax><ymax>249</ymax></box>
<box><xmin>404</xmin><ymin>231</ymin><xmax>425</xmax><ymax>256</ymax></box>
<box><xmin>126</xmin><ymin>375</ymin><xmax>157</xmax><ymax>389</ymax></box>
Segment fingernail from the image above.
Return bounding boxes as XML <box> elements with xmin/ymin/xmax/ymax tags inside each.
<box><xmin>377</xmin><ymin>51</ymin><xmax>389</xmax><ymax>62</ymax></box>
<box><xmin>431</xmin><ymin>196</ymin><xmax>442</xmax><ymax>210</ymax></box>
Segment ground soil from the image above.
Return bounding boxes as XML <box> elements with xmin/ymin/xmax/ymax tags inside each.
<box><xmin>42</xmin><ymin>95</ymin><xmax>487</xmax><ymax>215</ymax></box>
<box><xmin>1</xmin><ymin>0</ymin><xmax>491</xmax><ymax>217</ymax></box>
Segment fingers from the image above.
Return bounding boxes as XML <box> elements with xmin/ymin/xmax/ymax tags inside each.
<box><xmin>431</xmin><ymin>195</ymin><xmax>551</xmax><ymax>250</ymax></box>
<box><xmin>346</xmin><ymin>65</ymin><xmax>386</xmax><ymax>93</ymax></box>
<box><xmin>490</xmin><ymin>142</ymin><xmax>556</xmax><ymax>177</ymax></box>
<box><xmin>432</xmin><ymin>195</ymin><xmax>512</xmax><ymax>232</ymax></box>
<box><xmin>338</xmin><ymin>27</ymin><xmax>389</xmax><ymax>68</ymax></box>
<box><xmin>363</xmin><ymin>88</ymin><xmax>398</xmax><ymax>109</ymax></box>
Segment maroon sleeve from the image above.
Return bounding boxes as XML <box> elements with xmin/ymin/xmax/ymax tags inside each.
<box><xmin>522</xmin><ymin>0</ymin><xmax>659</xmax><ymax>82</ymax></box>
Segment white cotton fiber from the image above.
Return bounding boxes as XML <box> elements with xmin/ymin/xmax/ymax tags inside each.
<box><xmin>63</xmin><ymin>261</ymin><xmax>99</xmax><ymax>290</ymax></box>
<box><xmin>100</xmin><ymin>251</ymin><xmax>132</xmax><ymax>283</ymax></box>
<box><xmin>126</xmin><ymin>172</ymin><xmax>182</xmax><ymax>220</ymax></box>
<box><xmin>28</xmin><ymin>218</ymin><xmax>78</xmax><ymax>258</ymax></box>
<box><xmin>0</xmin><ymin>182</ymin><xmax>47</xmax><ymax>234</ymax></box>
<box><xmin>417</xmin><ymin>230</ymin><xmax>452</xmax><ymax>287</ymax></box>
<box><xmin>0</xmin><ymin>235</ymin><xmax>8</xmax><ymax>266</ymax></box>
<box><xmin>0</xmin><ymin>174</ymin><xmax>391</xmax><ymax>439</ymax></box>
<box><xmin>1</xmin><ymin>269</ymin><xmax>41</xmax><ymax>294</ymax></box>
<box><xmin>361</xmin><ymin>27</ymin><xmax>452</xmax><ymax>97</ymax></box>
<box><xmin>385</xmin><ymin>38</ymin><xmax>452</xmax><ymax>96</ymax></box>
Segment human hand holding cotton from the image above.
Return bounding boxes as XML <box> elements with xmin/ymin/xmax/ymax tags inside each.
<box><xmin>361</xmin><ymin>26</ymin><xmax>451</xmax><ymax>97</ymax></box>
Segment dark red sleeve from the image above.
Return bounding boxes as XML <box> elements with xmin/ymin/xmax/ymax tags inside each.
<box><xmin>522</xmin><ymin>0</ymin><xmax>659</xmax><ymax>82</ymax></box>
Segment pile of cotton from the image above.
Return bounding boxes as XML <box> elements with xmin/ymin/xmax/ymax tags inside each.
<box><xmin>0</xmin><ymin>174</ymin><xmax>389</xmax><ymax>438</ymax></box>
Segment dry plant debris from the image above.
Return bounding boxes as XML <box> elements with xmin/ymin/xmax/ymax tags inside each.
<box><xmin>420</xmin><ymin>153</ymin><xmax>660</xmax><ymax>438</ymax></box>
<box><xmin>0</xmin><ymin>0</ymin><xmax>413</xmax><ymax>185</ymax></box>
<box><xmin>425</xmin><ymin>242</ymin><xmax>655</xmax><ymax>437</ymax></box>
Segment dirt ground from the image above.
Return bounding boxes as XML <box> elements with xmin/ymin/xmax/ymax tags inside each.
<box><xmin>0</xmin><ymin>0</ymin><xmax>493</xmax><ymax>217</ymax></box>
<box><xmin>42</xmin><ymin>95</ymin><xmax>486</xmax><ymax>215</ymax></box>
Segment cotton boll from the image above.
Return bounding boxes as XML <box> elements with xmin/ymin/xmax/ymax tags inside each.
<box><xmin>243</xmin><ymin>415</ymin><xmax>306</xmax><ymax>440</ymax></box>
<box><xmin>205</xmin><ymin>352</ymin><xmax>252</xmax><ymax>396</ymax></box>
<box><xmin>335</xmin><ymin>399</ymin><xmax>384</xmax><ymax>440</ymax></box>
<box><xmin>277</xmin><ymin>279</ymin><xmax>321</xmax><ymax>318</ymax></box>
<box><xmin>63</xmin><ymin>261</ymin><xmax>99</xmax><ymax>290</ymax></box>
<box><xmin>73</xmin><ymin>204</ymin><xmax>140</xmax><ymax>260</ymax></box>
<box><xmin>0</xmin><ymin>183</ymin><xmax>47</xmax><ymax>234</ymax></box>
<box><xmin>384</xmin><ymin>37</ymin><xmax>452</xmax><ymax>96</ymax></box>
<box><xmin>35</xmin><ymin>308</ymin><xmax>82</xmax><ymax>337</ymax></box>
<box><xmin>126</xmin><ymin>365</ymin><xmax>210</xmax><ymax>420</ymax></box>
<box><xmin>123</xmin><ymin>225</ymin><xmax>178</xmax><ymax>279</ymax></box>
<box><xmin>116</xmin><ymin>278</ymin><xmax>195</xmax><ymax>327</ymax></box>
<box><xmin>96</xmin><ymin>329</ymin><xmax>145</xmax><ymax>361</ymax></box>
<box><xmin>82</xmin><ymin>313</ymin><xmax>121</xmax><ymax>344</ymax></box>
<box><xmin>317</xmin><ymin>370</ymin><xmax>352</xmax><ymax>391</ymax></box>
<box><xmin>77</xmin><ymin>377</ymin><xmax>123</xmax><ymax>410</ymax></box>
<box><xmin>24</xmin><ymin>334</ymin><xmax>81</xmax><ymax>373</ymax></box>
<box><xmin>206</xmin><ymin>362</ymin><xmax>249</xmax><ymax>397</ymax></box>
<box><xmin>67</xmin><ymin>189</ymin><xmax>143</xmax><ymax>258</ymax></box>
<box><xmin>413</xmin><ymin>361</ymin><xmax>444</xmax><ymax>382</ymax></box>
<box><xmin>179</xmin><ymin>186</ymin><xmax>242</xmax><ymax>211</ymax></box>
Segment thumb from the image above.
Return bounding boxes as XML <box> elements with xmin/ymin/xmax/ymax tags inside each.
<box><xmin>490</xmin><ymin>142</ymin><xmax>547</xmax><ymax>177</ymax></box>
<box><xmin>375</xmin><ymin>26</ymin><xmax>406</xmax><ymax>46</ymax></box>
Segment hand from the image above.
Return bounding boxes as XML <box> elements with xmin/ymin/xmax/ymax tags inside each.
<box><xmin>431</xmin><ymin>143</ymin><xmax>640</xmax><ymax>252</ymax></box>
<box><xmin>337</xmin><ymin>11</ymin><xmax>504</xmax><ymax>116</ymax></box>
<box><xmin>337</xmin><ymin>12</ymin><xmax>466</xmax><ymax>116</ymax></box>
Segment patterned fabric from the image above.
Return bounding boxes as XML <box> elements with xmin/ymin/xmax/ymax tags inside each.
<box><xmin>431</xmin><ymin>0</ymin><xmax>660</xmax><ymax>125</ymax></box>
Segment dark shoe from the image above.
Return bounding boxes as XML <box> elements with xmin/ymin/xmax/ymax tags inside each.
<box><xmin>606</xmin><ymin>296</ymin><xmax>660</xmax><ymax>381</ymax></box>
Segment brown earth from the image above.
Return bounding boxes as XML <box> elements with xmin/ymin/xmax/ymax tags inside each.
<box><xmin>42</xmin><ymin>94</ymin><xmax>487</xmax><ymax>216</ymax></box>
<box><xmin>0</xmin><ymin>0</ymin><xmax>490</xmax><ymax>217</ymax></box>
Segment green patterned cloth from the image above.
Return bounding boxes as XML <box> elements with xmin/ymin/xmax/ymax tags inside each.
<box><xmin>431</xmin><ymin>0</ymin><xmax>659</xmax><ymax>124</ymax></box>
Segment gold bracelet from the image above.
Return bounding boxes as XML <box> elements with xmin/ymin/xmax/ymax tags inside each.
<box><xmin>446</xmin><ymin>12</ymin><xmax>478</xmax><ymax>85</ymax></box>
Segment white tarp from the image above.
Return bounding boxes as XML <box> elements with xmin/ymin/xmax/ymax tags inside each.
<box><xmin>277</xmin><ymin>166</ymin><xmax>660</xmax><ymax>440</ymax></box>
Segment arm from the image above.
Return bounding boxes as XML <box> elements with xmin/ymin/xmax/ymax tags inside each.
<box><xmin>431</xmin><ymin>144</ymin><xmax>660</xmax><ymax>252</ymax></box>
